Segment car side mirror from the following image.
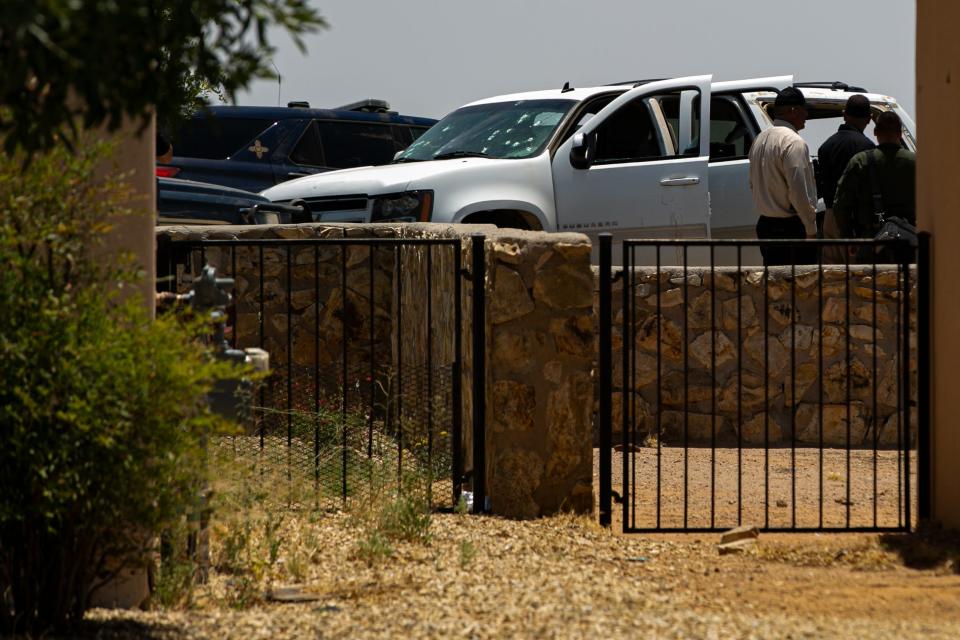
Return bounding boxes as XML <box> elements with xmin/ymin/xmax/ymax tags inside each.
<box><xmin>569</xmin><ymin>132</ymin><xmax>595</xmax><ymax>170</ymax></box>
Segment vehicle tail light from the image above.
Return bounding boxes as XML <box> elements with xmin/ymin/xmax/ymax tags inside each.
<box><xmin>156</xmin><ymin>166</ymin><xmax>180</xmax><ymax>178</ymax></box>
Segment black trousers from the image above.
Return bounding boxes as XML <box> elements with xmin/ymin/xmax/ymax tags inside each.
<box><xmin>755</xmin><ymin>215</ymin><xmax>816</xmax><ymax>266</ymax></box>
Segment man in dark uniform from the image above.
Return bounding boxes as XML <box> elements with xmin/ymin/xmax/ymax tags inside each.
<box><xmin>832</xmin><ymin>111</ymin><xmax>915</xmax><ymax>255</ymax></box>
<box><xmin>817</xmin><ymin>95</ymin><xmax>875</xmax><ymax>261</ymax></box>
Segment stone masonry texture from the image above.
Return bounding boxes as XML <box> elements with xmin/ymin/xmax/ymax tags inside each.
<box><xmin>157</xmin><ymin>224</ymin><xmax>913</xmax><ymax>519</ymax></box>
<box><xmin>596</xmin><ymin>264</ymin><xmax>917</xmax><ymax>450</ymax></box>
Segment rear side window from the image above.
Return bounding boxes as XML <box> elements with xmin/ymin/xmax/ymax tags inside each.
<box><xmin>391</xmin><ymin>124</ymin><xmax>413</xmax><ymax>150</ymax></box>
<box><xmin>290</xmin><ymin>122</ymin><xmax>325</xmax><ymax>166</ymax></box>
<box><xmin>390</xmin><ymin>125</ymin><xmax>430</xmax><ymax>148</ymax></box>
<box><xmin>173</xmin><ymin>118</ymin><xmax>274</xmax><ymax>159</ymax></box>
<box><xmin>708</xmin><ymin>97</ymin><xmax>754</xmax><ymax>160</ymax></box>
<box><xmin>291</xmin><ymin>121</ymin><xmax>401</xmax><ymax>168</ymax></box>
<box><xmin>390</xmin><ymin>125</ymin><xmax>432</xmax><ymax>152</ymax></box>
<box><xmin>409</xmin><ymin>126</ymin><xmax>429</xmax><ymax>141</ymax></box>
<box><xmin>316</xmin><ymin>121</ymin><xmax>396</xmax><ymax>168</ymax></box>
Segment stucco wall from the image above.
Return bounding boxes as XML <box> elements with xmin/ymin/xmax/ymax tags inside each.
<box><xmin>94</xmin><ymin>116</ymin><xmax>156</xmax><ymax>316</ymax></box>
<box><xmin>917</xmin><ymin>0</ymin><xmax>960</xmax><ymax>527</ymax></box>
<box><xmin>88</xmin><ymin>118</ymin><xmax>157</xmax><ymax>611</ymax></box>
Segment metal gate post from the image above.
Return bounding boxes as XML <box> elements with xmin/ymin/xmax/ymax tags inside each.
<box><xmin>598</xmin><ymin>234</ymin><xmax>613</xmax><ymax>527</ymax></box>
<box><xmin>452</xmin><ymin>244</ymin><xmax>464</xmax><ymax>509</ymax></box>
<box><xmin>917</xmin><ymin>232</ymin><xmax>932</xmax><ymax>522</ymax></box>
<box><xmin>902</xmin><ymin>241</ymin><xmax>912</xmax><ymax>531</ymax></box>
<box><xmin>471</xmin><ymin>234</ymin><xmax>487</xmax><ymax>514</ymax></box>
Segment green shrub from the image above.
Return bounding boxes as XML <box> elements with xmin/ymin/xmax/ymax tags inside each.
<box><xmin>355</xmin><ymin>530</ymin><xmax>393</xmax><ymax>567</ymax></box>
<box><xmin>458</xmin><ymin>540</ymin><xmax>477</xmax><ymax>570</ymax></box>
<box><xmin>376</xmin><ymin>494</ymin><xmax>433</xmax><ymax>545</ymax></box>
<box><xmin>0</xmin><ymin>141</ymin><xmax>239</xmax><ymax>634</ymax></box>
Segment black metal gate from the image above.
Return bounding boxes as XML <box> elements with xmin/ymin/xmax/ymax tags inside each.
<box><xmin>157</xmin><ymin>233</ymin><xmax>487</xmax><ymax>513</ymax></box>
<box><xmin>598</xmin><ymin>234</ymin><xmax>930</xmax><ymax>532</ymax></box>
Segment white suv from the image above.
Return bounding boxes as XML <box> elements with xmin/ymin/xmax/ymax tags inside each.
<box><xmin>262</xmin><ymin>75</ymin><xmax>916</xmax><ymax>244</ymax></box>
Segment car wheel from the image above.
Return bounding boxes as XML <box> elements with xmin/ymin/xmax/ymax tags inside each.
<box><xmin>463</xmin><ymin>211</ymin><xmax>536</xmax><ymax>230</ymax></box>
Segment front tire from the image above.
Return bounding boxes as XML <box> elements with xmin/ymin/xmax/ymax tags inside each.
<box><xmin>462</xmin><ymin>210</ymin><xmax>537</xmax><ymax>230</ymax></box>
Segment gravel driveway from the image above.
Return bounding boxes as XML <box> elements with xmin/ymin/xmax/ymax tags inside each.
<box><xmin>83</xmin><ymin>504</ymin><xmax>956</xmax><ymax>639</ymax></box>
<box><xmin>599</xmin><ymin>446</ymin><xmax>918</xmax><ymax>531</ymax></box>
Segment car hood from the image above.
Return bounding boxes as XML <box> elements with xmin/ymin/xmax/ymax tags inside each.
<box><xmin>261</xmin><ymin>159</ymin><xmax>490</xmax><ymax>200</ymax></box>
<box><xmin>159</xmin><ymin>176</ymin><xmax>269</xmax><ymax>202</ymax></box>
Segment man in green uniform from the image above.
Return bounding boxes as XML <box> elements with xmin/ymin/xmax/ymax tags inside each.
<box><xmin>832</xmin><ymin>111</ymin><xmax>916</xmax><ymax>253</ymax></box>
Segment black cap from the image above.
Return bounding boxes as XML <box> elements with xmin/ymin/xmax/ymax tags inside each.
<box><xmin>844</xmin><ymin>94</ymin><xmax>871</xmax><ymax>118</ymax></box>
<box><xmin>774</xmin><ymin>87</ymin><xmax>807</xmax><ymax>108</ymax></box>
<box><xmin>874</xmin><ymin>111</ymin><xmax>903</xmax><ymax>135</ymax></box>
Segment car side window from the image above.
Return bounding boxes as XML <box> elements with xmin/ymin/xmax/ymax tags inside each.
<box><xmin>654</xmin><ymin>91</ymin><xmax>701</xmax><ymax>157</ymax></box>
<box><xmin>316</xmin><ymin>121</ymin><xmax>397</xmax><ymax>168</ymax></box>
<box><xmin>592</xmin><ymin>92</ymin><xmax>688</xmax><ymax>164</ymax></box>
<box><xmin>290</xmin><ymin>121</ymin><xmax>326</xmax><ymax>167</ymax></box>
<box><xmin>555</xmin><ymin>94</ymin><xmax>618</xmax><ymax>148</ymax></box>
<box><xmin>708</xmin><ymin>96</ymin><xmax>754</xmax><ymax>161</ymax></box>
<box><xmin>174</xmin><ymin>118</ymin><xmax>275</xmax><ymax>160</ymax></box>
<box><xmin>391</xmin><ymin>124</ymin><xmax>413</xmax><ymax>151</ymax></box>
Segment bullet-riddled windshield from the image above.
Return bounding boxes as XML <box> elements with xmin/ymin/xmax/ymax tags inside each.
<box><xmin>395</xmin><ymin>99</ymin><xmax>577</xmax><ymax>162</ymax></box>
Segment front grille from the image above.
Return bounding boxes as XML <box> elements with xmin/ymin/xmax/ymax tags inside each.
<box><xmin>304</xmin><ymin>195</ymin><xmax>368</xmax><ymax>213</ymax></box>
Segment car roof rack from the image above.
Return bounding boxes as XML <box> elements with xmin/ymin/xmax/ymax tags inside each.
<box><xmin>794</xmin><ymin>81</ymin><xmax>868</xmax><ymax>93</ymax></box>
<box><xmin>287</xmin><ymin>101</ymin><xmax>310</xmax><ymax>108</ymax></box>
<box><xmin>334</xmin><ymin>99</ymin><xmax>395</xmax><ymax>114</ymax></box>
<box><xmin>605</xmin><ymin>78</ymin><xmax>664</xmax><ymax>88</ymax></box>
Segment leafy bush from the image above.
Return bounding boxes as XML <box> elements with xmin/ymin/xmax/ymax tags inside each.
<box><xmin>0</xmin><ymin>141</ymin><xmax>238</xmax><ymax>634</ymax></box>
<box><xmin>0</xmin><ymin>1</ymin><xmax>326</xmax><ymax>156</ymax></box>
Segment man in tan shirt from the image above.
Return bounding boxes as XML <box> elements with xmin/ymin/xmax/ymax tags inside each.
<box><xmin>748</xmin><ymin>87</ymin><xmax>818</xmax><ymax>266</ymax></box>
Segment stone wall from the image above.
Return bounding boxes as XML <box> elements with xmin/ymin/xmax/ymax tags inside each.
<box><xmin>599</xmin><ymin>265</ymin><xmax>917</xmax><ymax>449</ymax></box>
<box><xmin>156</xmin><ymin>223</ymin><xmax>596</xmax><ymax>519</ymax></box>
<box><xmin>484</xmin><ymin>231</ymin><xmax>595</xmax><ymax>517</ymax></box>
<box><xmin>156</xmin><ymin>223</ymin><xmax>918</xmax><ymax>518</ymax></box>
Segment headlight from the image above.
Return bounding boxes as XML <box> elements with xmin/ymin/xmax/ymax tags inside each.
<box><xmin>371</xmin><ymin>190</ymin><xmax>433</xmax><ymax>222</ymax></box>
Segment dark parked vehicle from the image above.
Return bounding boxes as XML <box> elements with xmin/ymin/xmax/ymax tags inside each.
<box><xmin>157</xmin><ymin>177</ymin><xmax>310</xmax><ymax>225</ymax></box>
<box><xmin>159</xmin><ymin>100</ymin><xmax>436</xmax><ymax>193</ymax></box>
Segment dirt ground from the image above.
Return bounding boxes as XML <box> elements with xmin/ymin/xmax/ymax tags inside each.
<box><xmin>83</xmin><ymin>512</ymin><xmax>960</xmax><ymax>639</ymax></box>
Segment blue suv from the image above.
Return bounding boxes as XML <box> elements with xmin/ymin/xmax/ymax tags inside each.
<box><xmin>161</xmin><ymin>100</ymin><xmax>436</xmax><ymax>193</ymax></box>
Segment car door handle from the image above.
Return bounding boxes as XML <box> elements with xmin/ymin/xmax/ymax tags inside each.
<box><xmin>659</xmin><ymin>176</ymin><xmax>700</xmax><ymax>186</ymax></box>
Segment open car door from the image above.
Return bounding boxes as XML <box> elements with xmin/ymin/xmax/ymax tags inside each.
<box><xmin>707</xmin><ymin>75</ymin><xmax>793</xmax><ymax>238</ymax></box>
<box><xmin>552</xmin><ymin>75</ymin><xmax>712</xmax><ymax>250</ymax></box>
